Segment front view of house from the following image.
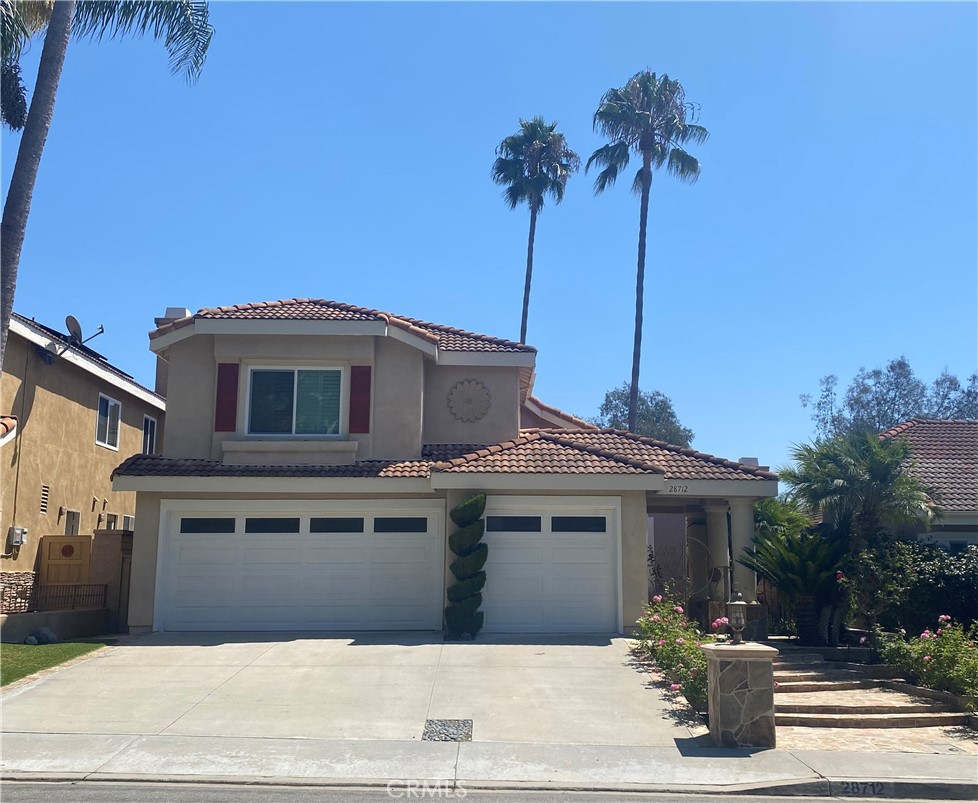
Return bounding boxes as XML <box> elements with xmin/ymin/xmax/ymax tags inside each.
<box><xmin>113</xmin><ymin>299</ymin><xmax>777</xmax><ymax>634</ymax></box>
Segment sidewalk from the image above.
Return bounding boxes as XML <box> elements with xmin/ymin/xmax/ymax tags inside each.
<box><xmin>3</xmin><ymin>731</ymin><xmax>976</xmax><ymax>798</ymax></box>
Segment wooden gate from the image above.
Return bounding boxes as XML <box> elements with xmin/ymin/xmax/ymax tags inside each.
<box><xmin>38</xmin><ymin>535</ymin><xmax>93</xmax><ymax>585</ymax></box>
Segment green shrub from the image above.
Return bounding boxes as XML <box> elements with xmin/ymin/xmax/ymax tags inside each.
<box><xmin>450</xmin><ymin>493</ymin><xmax>487</xmax><ymax>527</ymax></box>
<box><xmin>876</xmin><ymin>616</ymin><xmax>978</xmax><ymax>701</ymax></box>
<box><xmin>448</xmin><ymin>593</ymin><xmax>483</xmax><ymax>618</ymax></box>
<box><xmin>636</xmin><ymin>594</ymin><xmax>724</xmax><ymax>712</ymax></box>
<box><xmin>449</xmin><ymin>520</ymin><xmax>485</xmax><ymax>556</ymax></box>
<box><xmin>447</xmin><ymin>572</ymin><xmax>486</xmax><ymax>602</ymax></box>
<box><xmin>445</xmin><ymin>607</ymin><xmax>484</xmax><ymax>636</ymax></box>
<box><xmin>450</xmin><ymin>543</ymin><xmax>488</xmax><ymax>581</ymax></box>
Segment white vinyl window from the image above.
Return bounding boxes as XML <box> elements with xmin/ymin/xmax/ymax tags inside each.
<box><xmin>96</xmin><ymin>393</ymin><xmax>122</xmax><ymax>449</ymax></box>
<box><xmin>247</xmin><ymin>368</ymin><xmax>342</xmax><ymax>436</ymax></box>
<box><xmin>142</xmin><ymin>415</ymin><xmax>157</xmax><ymax>454</ymax></box>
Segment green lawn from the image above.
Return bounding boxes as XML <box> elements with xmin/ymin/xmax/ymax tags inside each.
<box><xmin>1</xmin><ymin>641</ymin><xmax>107</xmax><ymax>686</ymax></box>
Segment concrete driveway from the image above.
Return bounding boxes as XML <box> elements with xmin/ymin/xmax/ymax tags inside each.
<box><xmin>1</xmin><ymin>632</ymin><xmax>690</xmax><ymax>746</ymax></box>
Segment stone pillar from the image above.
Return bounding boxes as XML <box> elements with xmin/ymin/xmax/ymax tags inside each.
<box><xmin>729</xmin><ymin>498</ymin><xmax>757</xmax><ymax>602</ymax></box>
<box><xmin>704</xmin><ymin>503</ymin><xmax>729</xmax><ymax>602</ymax></box>
<box><xmin>700</xmin><ymin>643</ymin><xmax>778</xmax><ymax>749</ymax></box>
<box><xmin>686</xmin><ymin>513</ymin><xmax>709</xmax><ymax>603</ymax></box>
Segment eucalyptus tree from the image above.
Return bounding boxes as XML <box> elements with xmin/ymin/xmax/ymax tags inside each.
<box><xmin>0</xmin><ymin>0</ymin><xmax>213</xmax><ymax>374</ymax></box>
<box><xmin>587</xmin><ymin>71</ymin><xmax>708</xmax><ymax>432</ymax></box>
<box><xmin>491</xmin><ymin>116</ymin><xmax>579</xmax><ymax>344</ymax></box>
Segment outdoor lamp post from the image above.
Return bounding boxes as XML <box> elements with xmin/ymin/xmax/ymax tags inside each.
<box><xmin>727</xmin><ymin>591</ymin><xmax>748</xmax><ymax>644</ymax></box>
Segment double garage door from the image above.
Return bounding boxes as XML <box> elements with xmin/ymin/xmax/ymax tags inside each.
<box><xmin>158</xmin><ymin>499</ymin><xmax>619</xmax><ymax>633</ymax></box>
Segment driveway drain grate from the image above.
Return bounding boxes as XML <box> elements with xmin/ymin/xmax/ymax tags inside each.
<box><xmin>423</xmin><ymin>719</ymin><xmax>472</xmax><ymax>741</ymax></box>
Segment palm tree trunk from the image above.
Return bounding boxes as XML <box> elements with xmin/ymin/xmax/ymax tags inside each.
<box><xmin>519</xmin><ymin>202</ymin><xmax>538</xmax><ymax>345</ymax></box>
<box><xmin>628</xmin><ymin>156</ymin><xmax>653</xmax><ymax>433</ymax></box>
<box><xmin>0</xmin><ymin>0</ymin><xmax>75</xmax><ymax>376</ymax></box>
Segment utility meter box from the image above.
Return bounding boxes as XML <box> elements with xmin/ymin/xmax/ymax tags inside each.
<box><xmin>9</xmin><ymin>527</ymin><xmax>28</xmax><ymax>546</ymax></box>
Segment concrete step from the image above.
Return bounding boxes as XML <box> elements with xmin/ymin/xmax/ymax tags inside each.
<box><xmin>776</xmin><ymin>711</ymin><xmax>969</xmax><ymax>728</ymax></box>
<box><xmin>774</xmin><ymin>669</ymin><xmax>868</xmax><ymax>682</ymax></box>
<box><xmin>772</xmin><ymin>653</ymin><xmax>825</xmax><ymax>664</ymax></box>
<box><xmin>776</xmin><ymin>678</ymin><xmax>892</xmax><ymax>693</ymax></box>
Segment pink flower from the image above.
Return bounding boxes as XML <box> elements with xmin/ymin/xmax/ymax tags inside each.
<box><xmin>859</xmin><ymin>636</ymin><xmax>867</xmax><ymax>645</ymax></box>
<box><xmin>651</xmin><ymin>615</ymin><xmax>661</xmax><ymax>622</ymax></box>
<box><xmin>674</xmin><ymin>606</ymin><xmax>684</xmax><ymax>614</ymax></box>
<box><xmin>675</xmin><ymin>637</ymin><xmax>685</xmax><ymax>645</ymax></box>
<box><xmin>936</xmin><ymin>629</ymin><xmax>943</xmax><ymax>636</ymax></box>
<box><xmin>657</xmin><ymin>639</ymin><xmax>666</xmax><ymax>647</ymax></box>
<box><xmin>938</xmin><ymin>614</ymin><xmax>951</xmax><ymax>623</ymax></box>
<box><xmin>920</xmin><ymin>631</ymin><xmax>932</xmax><ymax>640</ymax></box>
<box><xmin>898</xmin><ymin>628</ymin><xmax>906</xmax><ymax>636</ymax></box>
<box><xmin>923</xmin><ymin>655</ymin><xmax>932</xmax><ymax>662</ymax></box>
<box><xmin>835</xmin><ymin>571</ymin><xmax>845</xmax><ymax>581</ymax></box>
<box><xmin>653</xmin><ymin>595</ymin><xmax>663</xmax><ymax>603</ymax></box>
<box><xmin>670</xmin><ymin>683</ymin><xmax>681</xmax><ymax>691</ymax></box>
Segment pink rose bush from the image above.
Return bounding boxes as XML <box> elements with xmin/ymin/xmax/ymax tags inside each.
<box><xmin>877</xmin><ymin>615</ymin><xmax>978</xmax><ymax>700</ymax></box>
<box><xmin>637</xmin><ymin>593</ymin><xmax>726</xmax><ymax>712</ymax></box>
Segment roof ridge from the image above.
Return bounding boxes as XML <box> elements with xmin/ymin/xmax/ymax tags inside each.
<box><xmin>430</xmin><ymin>433</ymin><xmax>541</xmax><ymax>471</ymax></box>
<box><xmin>395</xmin><ymin>314</ymin><xmax>535</xmax><ymax>352</ymax></box>
<box><xmin>538</xmin><ymin>431</ymin><xmax>666</xmax><ymax>474</ymax></box>
<box><xmin>526</xmin><ymin>395</ymin><xmax>598</xmax><ymax>429</ymax></box>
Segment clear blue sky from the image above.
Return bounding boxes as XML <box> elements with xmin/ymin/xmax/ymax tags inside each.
<box><xmin>3</xmin><ymin>2</ymin><xmax>976</xmax><ymax>470</ymax></box>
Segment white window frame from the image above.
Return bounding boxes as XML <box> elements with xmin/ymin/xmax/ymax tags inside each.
<box><xmin>244</xmin><ymin>364</ymin><xmax>347</xmax><ymax>438</ymax></box>
<box><xmin>96</xmin><ymin>393</ymin><xmax>122</xmax><ymax>450</ymax></box>
<box><xmin>143</xmin><ymin>415</ymin><xmax>158</xmax><ymax>454</ymax></box>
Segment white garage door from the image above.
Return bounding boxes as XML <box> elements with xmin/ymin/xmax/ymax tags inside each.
<box><xmin>481</xmin><ymin>499</ymin><xmax>619</xmax><ymax>634</ymax></box>
<box><xmin>158</xmin><ymin>501</ymin><xmax>444</xmax><ymax>631</ymax></box>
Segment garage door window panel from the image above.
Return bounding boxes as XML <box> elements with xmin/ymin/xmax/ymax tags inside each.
<box><xmin>248</xmin><ymin>368</ymin><xmax>341</xmax><ymax>435</ymax></box>
<box><xmin>310</xmin><ymin>517</ymin><xmax>365</xmax><ymax>533</ymax></box>
<box><xmin>180</xmin><ymin>517</ymin><xmax>236</xmax><ymax>534</ymax></box>
<box><xmin>374</xmin><ymin>517</ymin><xmax>428</xmax><ymax>533</ymax></box>
<box><xmin>486</xmin><ymin>516</ymin><xmax>542</xmax><ymax>532</ymax></box>
<box><xmin>551</xmin><ymin>516</ymin><xmax>606</xmax><ymax>532</ymax></box>
<box><xmin>244</xmin><ymin>517</ymin><xmax>301</xmax><ymax>534</ymax></box>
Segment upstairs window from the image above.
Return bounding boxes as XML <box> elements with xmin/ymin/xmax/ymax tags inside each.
<box><xmin>248</xmin><ymin>368</ymin><xmax>342</xmax><ymax>435</ymax></box>
<box><xmin>96</xmin><ymin>394</ymin><xmax>121</xmax><ymax>449</ymax></box>
<box><xmin>142</xmin><ymin>415</ymin><xmax>158</xmax><ymax>454</ymax></box>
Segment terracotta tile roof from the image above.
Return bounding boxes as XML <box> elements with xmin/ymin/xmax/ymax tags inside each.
<box><xmin>525</xmin><ymin>395</ymin><xmax>598</xmax><ymax>429</ymax></box>
<box><xmin>0</xmin><ymin>415</ymin><xmax>16</xmax><ymax>439</ymax></box>
<box><xmin>112</xmin><ymin>454</ymin><xmax>432</xmax><ymax>479</ymax></box>
<box><xmin>879</xmin><ymin>419</ymin><xmax>978</xmax><ymax>513</ymax></box>
<box><xmin>435</xmin><ymin>429</ymin><xmax>777</xmax><ymax>481</ymax></box>
<box><xmin>150</xmin><ymin>298</ymin><xmax>535</xmax><ymax>354</ymax></box>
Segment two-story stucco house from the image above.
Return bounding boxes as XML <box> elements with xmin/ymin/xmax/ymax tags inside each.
<box><xmin>113</xmin><ymin>299</ymin><xmax>777</xmax><ymax>635</ymax></box>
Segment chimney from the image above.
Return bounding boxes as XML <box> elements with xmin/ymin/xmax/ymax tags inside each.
<box><xmin>152</xmin><ymin>307</ymin><xmax>191</xmax><ymax>397</ymax></box>
<box><xmin>739</xmin><ymin>456</ymin><xmax>770</xmax><ymax>472</ymax></box>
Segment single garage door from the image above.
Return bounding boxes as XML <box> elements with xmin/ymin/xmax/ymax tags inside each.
<box><xmin>159</xmin><ymin>502</ymin><xmax>444</xmax><ymax>631</ymax></box>
<box><xmin>481</xmin><ymin>499</ymin><xmax>619</xmax><ymax>633</ymax></box>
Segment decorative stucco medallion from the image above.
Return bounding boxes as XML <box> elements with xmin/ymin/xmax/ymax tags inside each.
<box><xmin>447</xmin><ymin>380</ymin><xmax>491</xmax><ymax>423</ymax></box>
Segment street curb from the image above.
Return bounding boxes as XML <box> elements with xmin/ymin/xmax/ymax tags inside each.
<box><xmin>2</xmin><ymin>772</ymin><xmax>976</xmax><ymax>798</ymax></box>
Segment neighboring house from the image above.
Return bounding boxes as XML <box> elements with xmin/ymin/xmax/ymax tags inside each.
<box><xmin>112</xmin><ymin>298</ymin><xmax>777</xmax><ymax>635</ymax></box>
<box><xmin>1</xmin><ymin>313</ymin><xmax>166</xmax><ymax>586</ymax></box>
<box><xmin>880</xmin><ymin>418</ymin><xmax>978</xmax><ymax>552</ymax></box>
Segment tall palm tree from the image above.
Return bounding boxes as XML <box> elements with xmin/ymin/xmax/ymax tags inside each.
<box><xmin>587</xmin><ymin>71</ymin><xmax>708</xmax><ymax>432</ymax></box>
<box><xmin>491</xmin><ymin>116</ymin><xmax>579</xmax><ymax>345</ymax></box>
<box><xmin>780</xmin><ymin>430</ymin><xmax>941</xmax><ymax>551</ymax></box>
<box><xmin>0</xmin><ymin>0</ymin><xmax>213</xmax><ymax>375</ymax></box>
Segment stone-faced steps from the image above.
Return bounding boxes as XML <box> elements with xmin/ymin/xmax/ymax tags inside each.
<box><xmin>775</xmin><ymin>687</ymin><xmax>958</xmax><ymax>715</ymax></box>
<box><xmin>775</xmin><ymin>711</ymin><xmax>970</xmax><ymax>728</ymax></box>
<box><xmin>775</xmin><ymin>677</ymin><xmax>893</xmax><ymax>693</ymax></box>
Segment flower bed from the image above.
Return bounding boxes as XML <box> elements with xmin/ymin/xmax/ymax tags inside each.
<box><xmin>635</xmin><ymin>594</ymin><xmax>727</xmax><ymax>712</ymax></box>
<box><xmin>876</xmin><ymin>615</ymin><xmax>978</xmax><ymax>704</ymax></box>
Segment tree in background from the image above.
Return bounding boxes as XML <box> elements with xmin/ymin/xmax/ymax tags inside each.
<box><xmin>593</xmin><ymin>383</ymin><xmax>693</xmax><ymax>446</ymax></box>
<box><xmin>801</xmin><ymin>356</ymin><xmax>978</xmax><ymax>438</ymax></box>
<box><xmin>0</xmin><ymin>0</ymin><xmax>213</xmax><ymax>374</ymax></box>
<box><xmin>587</xmin><ymin>71</ymin><xmax>707</xmax><ymax>433</ymax></box>
<box><xmin>491</xmin><ymin>117</ymin><xmax>579</xmax><ymax>345</ymax></box>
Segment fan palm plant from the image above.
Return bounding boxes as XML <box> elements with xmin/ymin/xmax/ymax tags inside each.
<box><xmin>491</xmin><ymin>117</ymin><xmax>579</xmax><ymax>345</ymax></box>
<box><xmin>780</xmin><ymin>431</ymin><xmax>940</xmax><ymax>551</ymax></box>
<box><xmin>587</xmin><ymin>71</ymin><xmax>708</xmax><ymax>433</ymax></box>
<box><xmin>0</xmin><ymin>0</ymin><xmax>213</xmax><ymax>374</ymax></box>
<box><xmin>738</xmin><ymin>529</ymin><xmax>848</xmax><ymax>645</ymax></box>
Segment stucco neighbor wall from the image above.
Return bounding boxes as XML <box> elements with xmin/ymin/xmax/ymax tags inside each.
<box><xmin>423</xmin><ymin>365</ymin><xmax>520</xmax><ymax>445</ymax></box>
<box><xmin>1</xmin><ymin>332</ymin><xmax>161</xmax><ymax>573</ymax></box>
<box><xmin>372</xmin><ymin>337</ymin><xmax>424</xmax><ymax>459</ymax></box>
<box><xmin>162</xmin><ymin>335</ymin><xmax>215</xmax><ymax>459</ymax></box>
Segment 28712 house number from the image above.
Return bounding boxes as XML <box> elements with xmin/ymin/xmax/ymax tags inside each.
<box><xmin>668</xmin><ymin>484</ymin><xmax>689</xmax><ymax>493</ymax></box>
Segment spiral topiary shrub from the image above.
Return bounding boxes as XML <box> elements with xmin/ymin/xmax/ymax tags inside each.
<box><xmin>444</xmin><ymin>492</ymin><xmax>487</xmax><ymax>638</ymax></box>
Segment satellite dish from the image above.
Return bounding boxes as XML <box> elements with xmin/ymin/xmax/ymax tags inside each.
<box><xmin>65</xmin><ymin>315</ymin><xmax>83</xmax><ymax>345</ymax></box>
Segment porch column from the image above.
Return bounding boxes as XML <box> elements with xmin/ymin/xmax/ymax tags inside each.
<box><xmin>704</xmin><ymin>502</ymin><xmax>729</xmax><ymax>602</ymax></box>
<box><xmin>686</xmin><ymin>512</ymin><xmax>709</xmax><ymax>603</ymax></box>
<box><xmin>729</xmin><ymin>498</ymin><xmax>757</xmax><ymax>602</ymax></box>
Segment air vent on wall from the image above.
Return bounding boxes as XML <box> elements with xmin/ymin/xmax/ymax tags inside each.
<box><xmin>40</xmin><ymin>484</ymin><xmax>50</xmax><ymax>514</ymax></box>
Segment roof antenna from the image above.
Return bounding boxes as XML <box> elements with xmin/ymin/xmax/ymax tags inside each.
<box><xmin>65</xmin><ymin>315</ymin><xmax>104</xmax><ymax>346</ymax></box>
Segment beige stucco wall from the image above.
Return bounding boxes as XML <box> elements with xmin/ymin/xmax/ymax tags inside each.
<box><xmin>423</xmin><ymin>365</ymin><xmax>520</xmax><ymax>445</ymax></box>
<box><xmin>372</xmin><ymin>337</ymin><xmax>424</xmax><ymax>459</ymax></box>
<box><xmin>1</xmin><ymin>332</ymin><xmax>163</xmax><ymax>573</ymax></box>
<box><xmin>162</xmin><ymin>335</ymin><xmax>215</xmax><ymax>459</ymax></box>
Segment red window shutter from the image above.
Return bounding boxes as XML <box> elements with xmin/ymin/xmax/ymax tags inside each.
<box><xmin>214</xmin><ymin>363</ymin><xmax>239</xmax><ymax>432</ymax></box>
<box><xmin>349</xmin><ymin>366</ymin><xmax>371</xmax><ymax>434</ymax></box>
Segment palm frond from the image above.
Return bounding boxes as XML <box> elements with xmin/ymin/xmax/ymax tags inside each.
<box><xmin>1</xmin><ymin>0</ymin><xmax>35</xmax><ymax>60</ymax></box>
<box><xmin>586</xmin><ymin>140</ymin><xmax>629</xmax><ymax>194</ymax></box>
<box><xmin>1</xmin><ymin>56</ymin><xmax>27</xmax><ymax>129</ymax></box>
<box><xmin>72</xmin><ymin>0</ymin><xmax>213</xmax><ymax>81</ymax></box>
<box><xmin>667</xmin><ymin>147</ymin><xmax>700</xmax><ymax>184</ymax></box>
<box><xmin>491</xmin><ymin>116</ymin><xmax>579</xmax><ymax>210</ymax></box>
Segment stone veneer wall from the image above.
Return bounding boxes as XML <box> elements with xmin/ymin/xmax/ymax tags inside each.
<box><xmin>701</xmin><ymin>643</ymin><xmax>777</xmax><ymax>748</ymax></box>
<box><xmin>0</xmin><ymin>571</ymin><xmax>37</xmax><ymax>614</ymax></box>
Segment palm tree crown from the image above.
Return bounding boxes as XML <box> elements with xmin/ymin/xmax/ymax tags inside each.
<box><xmin>587</xmin><ymin>71</ymin><xmax>708</xmax><ymax>194</ymax></box>
<box><xmin>491</xmin><ymin>116</ymin><xmax>579</xmax><ymax>344</ymax></box>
